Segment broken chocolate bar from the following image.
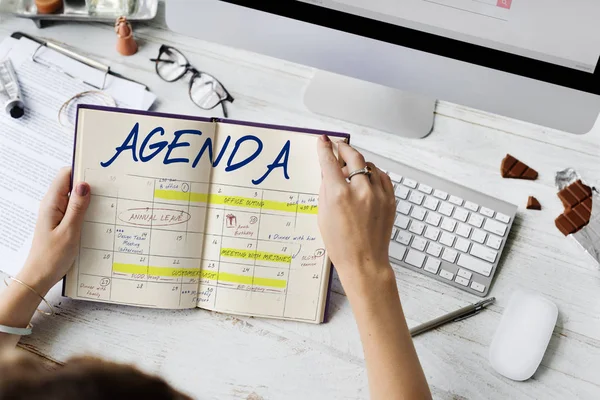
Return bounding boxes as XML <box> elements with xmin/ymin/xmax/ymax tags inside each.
<box><xmin>555</xmin><ymin>180</ymin><xmax>594</xmax><ymax>236</ymax></box>
<box><xmin>526</xmin><ymin>196</ymin><xmax>541</xmax><ymax>210</ymax></box>
<box><xmin>500</xmin><ymin>154</ymin><xmax>538</xmax><ymax>180</ymax></box>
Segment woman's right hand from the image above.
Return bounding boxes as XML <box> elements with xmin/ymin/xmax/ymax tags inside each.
<box><xmin>316</xmin><ymin>136</ymin><xmax>396</xmax><ymax>296</ymax></box>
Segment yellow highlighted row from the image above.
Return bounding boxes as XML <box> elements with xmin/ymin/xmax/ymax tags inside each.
<box><xmin>112</xmin><ymin>263</ymin><xmax>287</xmax><ymax>289</ymax></box>
<box><xmin>153</xmin><ymin>189</ymin><xmax>318</xmax><ymax>214</ymax></box>
<box><xmin>220</xmin><ymin>248</ymin><xmax>292</xmax><ymax>263</ymax></box>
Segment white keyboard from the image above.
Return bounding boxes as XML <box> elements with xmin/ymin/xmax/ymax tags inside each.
<box><xmin>360</xmin><ymin>148</ymin><xmax>517</xmax><ymax>297</ymax></box>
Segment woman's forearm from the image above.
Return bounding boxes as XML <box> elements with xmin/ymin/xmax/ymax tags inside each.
<box><xmin>345</xmin><ymin>265</ymin><xmax>431</xmax><ymax>400</ymax></box>
<box><xmin>0</xmin><ymin>267</ymin><xmax>49</xmax><ymax>350</ymax></box>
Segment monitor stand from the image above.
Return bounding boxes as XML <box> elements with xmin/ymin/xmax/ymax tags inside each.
<box><xmin>304</xmin><ymin>71</ymin><xmax>436</xmax><ymax>139</ymax></box>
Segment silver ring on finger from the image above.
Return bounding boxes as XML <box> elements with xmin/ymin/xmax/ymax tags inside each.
<box><xmin>347</xmin><ymin>166</ymin><xmax>372</xmax><ymax>181</ymax></box>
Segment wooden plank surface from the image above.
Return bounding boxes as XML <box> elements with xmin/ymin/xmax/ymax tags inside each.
<box><xmin>1</xmin><ymin>3</ymin><xmax>599</xmax><ymax>399</ymax></box>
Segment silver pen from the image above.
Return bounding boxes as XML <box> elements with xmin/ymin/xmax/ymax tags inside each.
<box><xmin>410</xmin><ymin>297</ymin><xmax>495</xmax><ymax>337</ymax></box>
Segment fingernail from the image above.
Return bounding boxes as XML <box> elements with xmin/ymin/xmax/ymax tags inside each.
<box><xmin>76</xmin><ymin>183</ymin><xmax>89</xmax><ymax>196</ymax></box>
<box><xmin>320</xmin><ymin>135</ymin><xmax>330</xmax><ymax>142</ymax></box>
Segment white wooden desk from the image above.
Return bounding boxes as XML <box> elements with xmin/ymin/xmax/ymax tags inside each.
<box><xmin>1</xmin><ymin>6</ymin><xmax>600</xmax><ymax>399</ymax></box>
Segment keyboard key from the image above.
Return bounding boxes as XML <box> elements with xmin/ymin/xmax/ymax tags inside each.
<box><xmin>483</xmin><ymin>218</ymin><xmax>507</xmax><ymax>236</ymax></box>
<box><xmin>457</xmin><ymin>254</ymin><xmax>492</xmax><ymax>276</ymax></box>
<box><xmin>470</xmin><ymin>281</ymin><xmax>486</xmax><ymax>293</ymax></box>
<box><xmin>480</xmin><ymin>207</ymin><xmax>494</xmax><ymax>218</ymax></box>
<box><xmin>411</xmin><ymin>237</ymin><xmax>427</xmax><ymax>251</ymax></box>
<box><xmin>453</xmin><ymin>208</ymin><xmax>469</xmax><ymax>222</ymax></box>
<box><xmin>418</xmin><ymin>184</ymin><xmax>433</xmax><ymax>194</ymax></box>
<box><xmin>455</xmin><ymin>276</ymin><xmax>470</xmax><ymax>286</ymax></box>
<box><xmin>408</xmin><ymin>191</ymin><xmax>425</xmax><ymax>205</ymax></box>
<box><xmin>424</xmin><ymin>258</ymin><xmax>440</xmax><ymax>274</ymax></box>
<box><xmin>442</xmin><ymin>248</ymin><xmax>458</xmax><ymax>263</ymax></box>
<box><xmin>405</xmin><ymin>249</ymin><xmax>426</xmax><ymax>268</ymax></box>
<box><xmin>433</xmin><ymin>189</ymin><xmax>448</xmax><ymax>200</ymax></box>
<box><xmin>455</xmin><ymin>238</ymin><xmax>470</xmax><ymax>253</ymax></box>
<box><xmin>394</xmin><ymin>214</ymin><xmax>410</xmax><ymax>229</ymax></box>
<box><xmin>395</xmin><ymin>185</ymin><xmax>410</xmax><ymax>200</ymax></box>
<box><xmin>389</xmin><ymin>242</ymin><xmax>407</xmax><ymax>262</ymax></box>
<box><xmin>464</xmin><ymin>201</ymin><xmax>479</xmax><ymax>212</ymax></box>
<box><xmin>410</xmin><ymin>206</ymin><xmax>427</xmax><ymax>221</ymax></box>
<box><xmin>396</xmin><ymin>231</ymin><xmax>412</xmax><ymax>246</ymax></box>
<box><xmin>424</xmin><ymin>226</ymin><xmax>440</xmax><ymax>241</ymax></box>
<box><xmin>470</xmin><ymin>243</ymin><xmax>498</xmax><ymax>263</ymax></box>
<box><xmin>440</xmin><ymin>218</ymin><xmax>456</xmax><ymax>232</ymax></box>
<box><xmin>495</xmin><ymin>212</ymin><xmax>510</xmax><ymax>223</ymax></box>
<box><xmin>396</xmin><ymin>200</ymin><xmax>412</xmax><ymax>215</ymax></box>
<box><xmin>467</xmin><ymin>213</ymin><xmax>484</xmax><ymax>228</ymax></box>
<box><xmin>409</xmin><ymin>221</ymin><xmax>425</xmax><ymax>235</ymax></box>
<box><xmin>391</xmin><ymin>227</ymin><xmax>397</xmax><ymax>240</ymax></box>
<box><xmin>486</xmin><ymin>235</ymin><xmax>502</xmax><ymax>250</ymax></box>
<box><xmin>388</xmin><ymin>172</ymin><xmax>402</xmax><ymax>183</ymax></box>
<box><xmin>456</xmin><ymin>223</ymin><xmax>471</xmax><ymax>238</ymax></box>
<box><xmin>449</xmin><ymin>195</ymin><xmax>463</xmax><ymax>206</ymax></box>
<box><xmin>438</xmin><ymin>202</ymin><xmax>454</xmax><ymax>217</ymax></box>
<box><xmin>425</xmin><ymin>212</ymin><xmax>441</xmax><ymax>227</ymax></box>
<box><xmin>423</xmin><ymin>197</ymin><xmax>439</xmax><ymax>211</ymax></box>
<box><xmin>440</xmin><ymin>269</ymin><xmax>454</xmax><ymax>280</ymax></box>
<box><xmin>426</xmin><ymin>242</ymin><xmax>442</xmax><ymax>257</ymax></box>
<box><xmin>403</xmin><ymin>178</ymin><xmax>418</xmax><ymax>189</ymax></box>
<box><xmin>471</xmin><ymin>229</ymin><xmax>487</xmax><ymax>244</ymax></box>
<box><xmin>439</xmin><ymin>232</ymin><xmax>456</xmax><ymax>247</ymax></box>
<box><xmin>457</xmin><ymin>269</ymin><xmax>472</xmax><ymax>280</ymax></box>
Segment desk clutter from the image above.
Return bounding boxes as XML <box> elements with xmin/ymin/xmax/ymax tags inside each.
<box><xmin>0</xmin><ymin>32</ymin><xmax>155</xmax><ymax>277</ymax></box>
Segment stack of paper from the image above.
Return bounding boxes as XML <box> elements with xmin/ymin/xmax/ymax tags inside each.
<box><xmin>0</xmin><ymin>36</ymin><xmax>155</xmax><ymax>276</ymax></box>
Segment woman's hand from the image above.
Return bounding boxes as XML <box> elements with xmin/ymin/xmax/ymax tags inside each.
<box><xmin>316</xmin><ymin>136</ymin><xmax>396</xmax><ymax>295</ymax></box>
<box><xmin>18</xmin><ymin>168</ymin><xmax>91</xmax><ymax>295</ymax></box>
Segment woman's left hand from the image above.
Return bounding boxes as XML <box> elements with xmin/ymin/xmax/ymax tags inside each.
<box><xmin>18</xmin><ymin>168</ymin><xmax>91</xmax><ymax>294</ymax></box>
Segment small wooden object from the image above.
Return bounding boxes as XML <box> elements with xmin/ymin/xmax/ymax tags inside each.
<box><xmin>35</xmin><ymin>0</ymin><xmax>62</xmax><ymax>14</ymax></box>
<box><xmin>526</xmin><ymin>196</ymin><xmax>541</xmax><ymax>210</ymax></box>
<box><xmin>500</xmin><ymin>154</ymin><xmax>538</xmax><ymax>180</ymax></box>
<box><xmin>115</xmin><ymin>16</ymin><xmax>137</xmax><ymax>56</ymax></box>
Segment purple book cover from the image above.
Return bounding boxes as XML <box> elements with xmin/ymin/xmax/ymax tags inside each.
<box><xmin>66</xmin><ymin>105</ymin><xmax>350</xmax><ymax>323</ymax></box>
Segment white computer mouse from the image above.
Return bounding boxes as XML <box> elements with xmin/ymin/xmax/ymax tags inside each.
<box><xmin>489</xmin><ymin>290</ymin><xmax>558</xmax><ymax>381</ymax></box>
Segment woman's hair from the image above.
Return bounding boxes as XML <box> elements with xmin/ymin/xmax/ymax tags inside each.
<box><xmin>0</xmin><ymin>350</ymin><xmax>191</xmax><ymax>400</ymax></box>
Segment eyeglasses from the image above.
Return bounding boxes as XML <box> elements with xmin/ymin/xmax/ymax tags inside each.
<box><xmin>150</xmin><ymin>45</ymin><xmax>234</xmax><ymax>118</ymax></box>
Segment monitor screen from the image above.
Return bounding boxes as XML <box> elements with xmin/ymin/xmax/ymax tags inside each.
<box><xmin>220</xmin><ymin>1</ymin><xmax>600</xmax><ymax>95</ymax></box>
<box><xmin>297</xmin><ymin>0</ymin><xmax>600</xmax><ymax>74</ymax></box>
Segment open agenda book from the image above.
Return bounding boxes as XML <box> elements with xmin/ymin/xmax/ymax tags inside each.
<box><xmin>63</xmin><ymin>105</ymin><xmax>349</xmax><ymax>323</ymax></box>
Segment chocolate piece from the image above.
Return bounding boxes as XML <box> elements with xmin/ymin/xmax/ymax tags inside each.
<box><xmin>555</xmin><ymin>214</ymin><xmax>576</xmax><ymax>236</ymax></box>
<box><xmin>501</xmin><ymin>154</ymin><xmax>538</xmax><ymax>180</ymax></box>
<box><xmin>526</xmin><ymin>196</ymin><xmax>541</xmax><ymax>210</ymax></box>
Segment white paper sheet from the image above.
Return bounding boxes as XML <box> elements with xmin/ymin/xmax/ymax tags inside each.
<box><xmin>0</xmin><ymin>36</ymin><xmax>155</xmax><ymax>276</ymax></box>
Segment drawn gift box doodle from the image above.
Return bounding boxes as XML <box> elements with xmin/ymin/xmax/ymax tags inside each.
<box><xmin>226</xmin><ymin>213</ymin><xmax>237</xmax><ymax>228</ymax></box>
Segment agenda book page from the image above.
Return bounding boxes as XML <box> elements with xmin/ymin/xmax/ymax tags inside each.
<box><xmin>65</xmin><ymin>106</ymin><xmax>345</xmax><ymax>323</ymax></box>
<box><xmin>65</xmin><ymin>107</ymin><xmax>216</xmax><ymax>309</ymax></box>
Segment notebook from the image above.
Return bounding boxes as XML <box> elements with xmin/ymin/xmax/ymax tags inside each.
<box><xmin>63</xmin><ymin>105</ymin><xmax>350</xmax><ymax>323</ymax></box>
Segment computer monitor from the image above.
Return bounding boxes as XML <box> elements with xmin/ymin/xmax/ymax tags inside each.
<box><xmin>166</xmin><ymin>1</ymin><xmax>600</xmax><ymax>137</ymax></box>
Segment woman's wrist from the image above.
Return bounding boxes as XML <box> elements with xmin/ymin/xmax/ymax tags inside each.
<box><xmin>337</xmin><ymin>261</ymin><xmax>398</xmax><ymax>302</ymax></box>
<box><xmin>16</xmin><ymin>260</ymin><xmax>56</xmax><ymax>297</ymax></box>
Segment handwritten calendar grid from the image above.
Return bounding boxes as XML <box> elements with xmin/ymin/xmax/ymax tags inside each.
<box><xmin>75</xmin><ymin>169</ymin><xmax>328</xmax><ymax>321</ymax></box>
